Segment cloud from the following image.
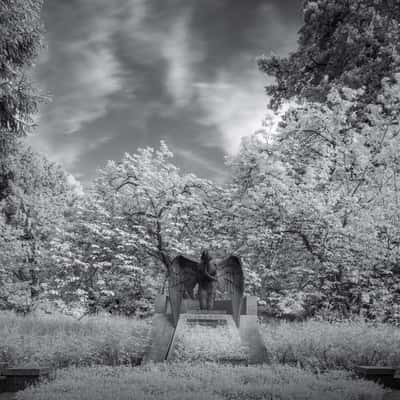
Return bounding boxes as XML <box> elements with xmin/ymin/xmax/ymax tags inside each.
<box><xmin>173</xmin><ymin>146</ymin><xmax>227</xmax><ymax>178</ymax></box>
<box><xmin>161</xmin><ymin>10</ymin><xmax>204</xmax><ymax>107</ymax></box>
<box><xmin>38</xmin><ymin>0</ymin><xmax>149</xmax><ymax>136</ymax></box>
<box><xmin>27</xmin><ymin>133</ymin><xmax>112</xmax><ymax>172</ymax></box>
<box><xmin>194</xmin><ymin>65</ymin><xmax>271</xmax><ymax>154</ymax></box>
<box><xmin>188</xmin><ymin>1</ymin><xmax>299</xmax><ymax>156</ymax></box>
<box><xmin>32</xmin><ymin>0</ymin><xmax>301</xmax><ymax>182</ymax></box>
<box><xmin>49</xmin><ymin>46</ymin><xmax>122</xmax><ymax>135</ymax></box>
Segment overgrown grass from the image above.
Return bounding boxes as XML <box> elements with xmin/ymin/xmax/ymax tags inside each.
<box><xmin>2</xmin><ymin>310</ymin><xmax>400</xmax><ymax>377</ymax></box>
<box><xmin>261</xmin><ymin>319</ymin><xmax>400</xmax><ymax>371</ymax></box>
<box><xmin>16</xmin><ymin>362</ymin><xmax>385</xmax><ymax>400</ymax></box>
<box><xmin>0</xmin><ymin>311</ymin><xmax>150</xmax><ymax>368</ymax></box>
<box><xmin>172</xmin><ymin>323</ymin><xmax>248</xmax><ymax>361</ymax></box>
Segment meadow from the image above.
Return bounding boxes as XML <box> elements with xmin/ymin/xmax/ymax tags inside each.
<box><xmin>1</xmin><ymin>311</ymin><xmax>398</xmax><ymax>399</ymax></box>
<box><xmin>0</xmin><ymin>311</ymin><xmax>150</xmax><ymax>368</ymax></box>
<box><xmin>260</xmin><ymin>319</ymin><xmax>400</xmax><ymax>371</ymax></box>
<box><xmin>16</xmin><ymin>363</ymin><xmax>384</xmax><ymax>400</ymax></box>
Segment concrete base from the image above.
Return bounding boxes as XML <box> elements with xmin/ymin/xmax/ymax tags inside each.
<box><xmin>144</xmin><ymin>295</ymin><xmax>268</xmax><ymax>364</ymax></box>
<box><xmin>166</xmin><ymin>313</ymin><xmax>247</xmax><ymax>363</ymax></box>
<box><xmin>142</xmin><ymin>313</ymin><xmax>175</xmax><ymax>363</ymax></box>
<box><xmin>0</xmin><ymin>368</ymin><xmax>55</xmax><ymax>393</ymax></box>
<box><xmin>356</xmin><ymin>366</ymin><xmax>400</xmax><ymax>389</ymax></box>
<box><xmin>239</xmin><ymin>315</ymin><xmax>269</xmax><ymax>364</ymax></box>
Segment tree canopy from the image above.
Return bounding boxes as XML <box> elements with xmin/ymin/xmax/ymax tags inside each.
<box><xmin>258</xmin><ymin>0</ymin><xmax>400</xmax><ymax>110</ymax></box>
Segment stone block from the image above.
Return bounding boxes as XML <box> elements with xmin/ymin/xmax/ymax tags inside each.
<box><xmin>243</xmin><ymin>296</ymin><xmax>258</xmax><ymax>315</ymax></box>
<box><xmin>167</xmin><ymin>313</ymin><xmax>247</xmax><ymax>362</ymax></box>
<box><xmin>356</xmin><ymin>366</ymin><xmax>400</xmax><ymax>389</ymax></box>
<box><xmin>154</xmin><ymin>295</ymin><xmax>167</xmax><ymax>314</ymax></box>
<box><xmin>143</xmin><ymin>313</ymin><xmax>175</xmax><ymax>363</ymax></box>
<box><xmin>0</xmin><ymin>368</ymin><xmax>55</xmax><ymax>393</ymax></box>
<box><xmin>239</xmin><ymin>315</ymin><xmax>269</xmax><ymax>364</ymax></box>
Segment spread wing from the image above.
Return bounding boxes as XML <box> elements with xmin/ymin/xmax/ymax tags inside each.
<box><xmin>216</xmin><ymin>255</ymin><xmax>244</xmax><ymax>326</ymax></box>
<box><xmin>168</xmin><ymin>255</ymin><xmax>198</xmax><ymax>326</ymax></box>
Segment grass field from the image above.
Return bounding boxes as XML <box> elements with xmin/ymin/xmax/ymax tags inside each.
<box><xmin>260</xmin><ymin>319</ymin><xmax>400</xmax><ymax>371</ymax></box>
<box><xmin>1</xmin><ymin>311</ymin><xmax>398</xmax><ymax>399</ymax></box>
<box><xmin>0</xmin><ymin>311</ymin><xmax>150</xmax><ymax>368</ymax></box>
<box><xmin>15</xmin><ymin>363</ymin><xmax>385</xmax><ymax>400</ymax></box>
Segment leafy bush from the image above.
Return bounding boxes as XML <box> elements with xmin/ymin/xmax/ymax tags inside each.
<box><xmin>16</xmin><ymin>362</ymin><xmax>385</xmax><ymax>400</ymax></box>
<box><xmin>0</xmin><ymin>311</ymin><xmax>150</xmax><ymax>368</ymax></box>
<box><xmin>261</xmin><ymin>319</ymin><xmax>400</xmax><ymax>371</ymax></box>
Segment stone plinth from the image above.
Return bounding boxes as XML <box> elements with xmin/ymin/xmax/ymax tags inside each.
<box><xmin>356</xmin><ymin>366</ymin><xmax>400</xmax><ymax>389</ymax></box>
<box><xmin>144</xmin><ymin>295</ymin><xmax>268</xmax><ymax>364</ymax></box>
<box><xmin>166</xmin><ymin>313</ymin><xmax>248</xmax><ymax>363</ymax></box>
<box><xmin>143</xmin><ymin>295</ymin><xmax>175</xmax><ymax>363</ymax></box>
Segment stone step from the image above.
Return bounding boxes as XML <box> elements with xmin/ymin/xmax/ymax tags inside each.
<box><xmin>166</xmin><ymin>314</ymin><xmax>248</xmax><ymax>362</ymax></box>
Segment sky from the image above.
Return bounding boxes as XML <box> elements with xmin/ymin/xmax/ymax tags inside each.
<box><xmin>29</xmin><ymin>0</ymin><xmax>303</xmax><ymax>183</ymax></box>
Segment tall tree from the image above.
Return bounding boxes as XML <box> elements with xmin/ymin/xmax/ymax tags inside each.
<box><xmin>0</xmin><ymin>144</ymin><xmax>79</xmax><ymax>312</ymax></box>
<box><xmin>235</xmin><ymin>0</ymin><xmax>400</xmax><ymax>320</ymax></box>
<box><xmin>0</xmin><ymin>0</ymin><xmax>44</xmax><ymax>143</ymax></box>
<box><xmin>50</xmin><ymin>143</ymin><xmax>227</xmax><ymax>315</ymax></box>
<box><xmin>0</xmin><ymin>0</ymin><xmax>45</xmax><ymax>204</ymax></box>
<box><xmin>258</xmin><ymin>0</ymin><xmax>400</xmax><ymax>110</ymax></box>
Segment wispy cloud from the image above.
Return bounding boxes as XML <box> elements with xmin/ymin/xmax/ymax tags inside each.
<box><xmin>27</xmin><ymin>133</ymin><xmax>112</xmax><ymax>171</ymax></box>
<box><xmin>194</xmin><ymin>65</ymin><xmax>271</xmax><ymax>154</ymax></box>
<box><xmin>38</xmin><ymin>0</ymin><xmax>137</xmax><ymax>136</ymax></box>
<box><xmin>173</xmin><ymin>146</ymin><xmax>229</xmax><ymax>183</ymax></box>
<box><xmin>161</xmin><ymin>9</ymin><xmax>204</xmax><ymax>107</ymax></box>
<box><xmin>32</xmin><ymin>0</ymin><xmax>301</xmax><ymax>181</ymax></box>
<box><xmin>49</xmin><ymin>46</ymin><xmax>122</xmax><ymax>135</ymax></box>
<box><xmin>31</xmin><ymin>0</ymin><xmax>148</xmax><ymax>174</ymax></box>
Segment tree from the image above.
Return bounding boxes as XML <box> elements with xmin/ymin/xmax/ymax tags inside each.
<box><xmin>258</xmin><ymin>0</ymin><xmax>400</xmax><ymax>110</ymax></box>
<box><xmin>49</xmin><ymin>142</ymin><xmax>228</xmax><ymax>315</ymax></box>
<box><xmin>245</xmin><ymin>0</ymin><xmax>400</xmax><ymax>322</ymax></box>
<box><xmin>0</xmin><ymin>0</ymin><xmax>44</xmax><ymax>145</ymax></box>
<box><xmin>0</xmin><ymin>144</ymin><xmax>78</xmax><ymax>312</ymax></box>
<box><xmin>0</xmin><ymin>0</ymin><xmax>45</xmax><ymax>216</ymax></box>
<box><xmin>226</xmin><ymin>80</ymin><xmax>400</xmax><ymax>320</ymax></box>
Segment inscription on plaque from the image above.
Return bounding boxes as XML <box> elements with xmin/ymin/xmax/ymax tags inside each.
<box><xmin>186</xmin><ymin>318</ymin><xmax>227</xmax><ymax>327</ymax></box>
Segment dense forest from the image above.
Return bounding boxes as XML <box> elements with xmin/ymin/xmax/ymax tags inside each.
<box><xmin>1</xmin><ymin>0</ymin><xmax>400</xmax><ymax>324</ymax></box>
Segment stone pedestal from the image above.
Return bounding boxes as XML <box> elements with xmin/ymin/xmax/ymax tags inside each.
<box><xmin>144</xmin><ymin>294</ymin><xmax>268</xmax><ymax>364</ymax></box>
<box><xmin>143</xmin><ymin>295</ymin><xmax>175</xmax><ymax>363</ymax></box>
<box><xmin>166</xmin><ymin>313</ymin><xmax>248</xmax><ymax>363</ymax></box>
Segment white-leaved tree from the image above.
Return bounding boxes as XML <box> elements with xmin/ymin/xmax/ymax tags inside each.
<box><xmin>0</xmin><ymin>145</ymin><xmax>79</xmax><ymax>312</ymax></box>
<box><xmin>50</xmin><ymin>142</ymin><xmax>231</xmax><ymax>316</ymax></box>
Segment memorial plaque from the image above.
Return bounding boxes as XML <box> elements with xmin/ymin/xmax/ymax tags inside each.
<box><xmin>186</xmin><ymin>318</ymin><xmax>227</xmax><ymax>327</ymax></box>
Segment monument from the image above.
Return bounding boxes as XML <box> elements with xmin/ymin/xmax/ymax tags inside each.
<box><xmin>144</xmin><ymin>250</ymin><xmax>268</xmax><ymax>364</ymax></box>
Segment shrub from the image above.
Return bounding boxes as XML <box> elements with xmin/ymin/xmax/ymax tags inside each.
<box><xmin>0</xmin><ymin>311</ymin><xmax>150</xmax><ymax>367</ymax></box>
<box><xmin>261</xmin><ymin>319</ymin><xmax>400</xmax><ymax>371</ymax></box>
<box><xmin>16</xmin><ymin>363</ymin><xmax>385</xmax><ymax>400</ymax></box>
